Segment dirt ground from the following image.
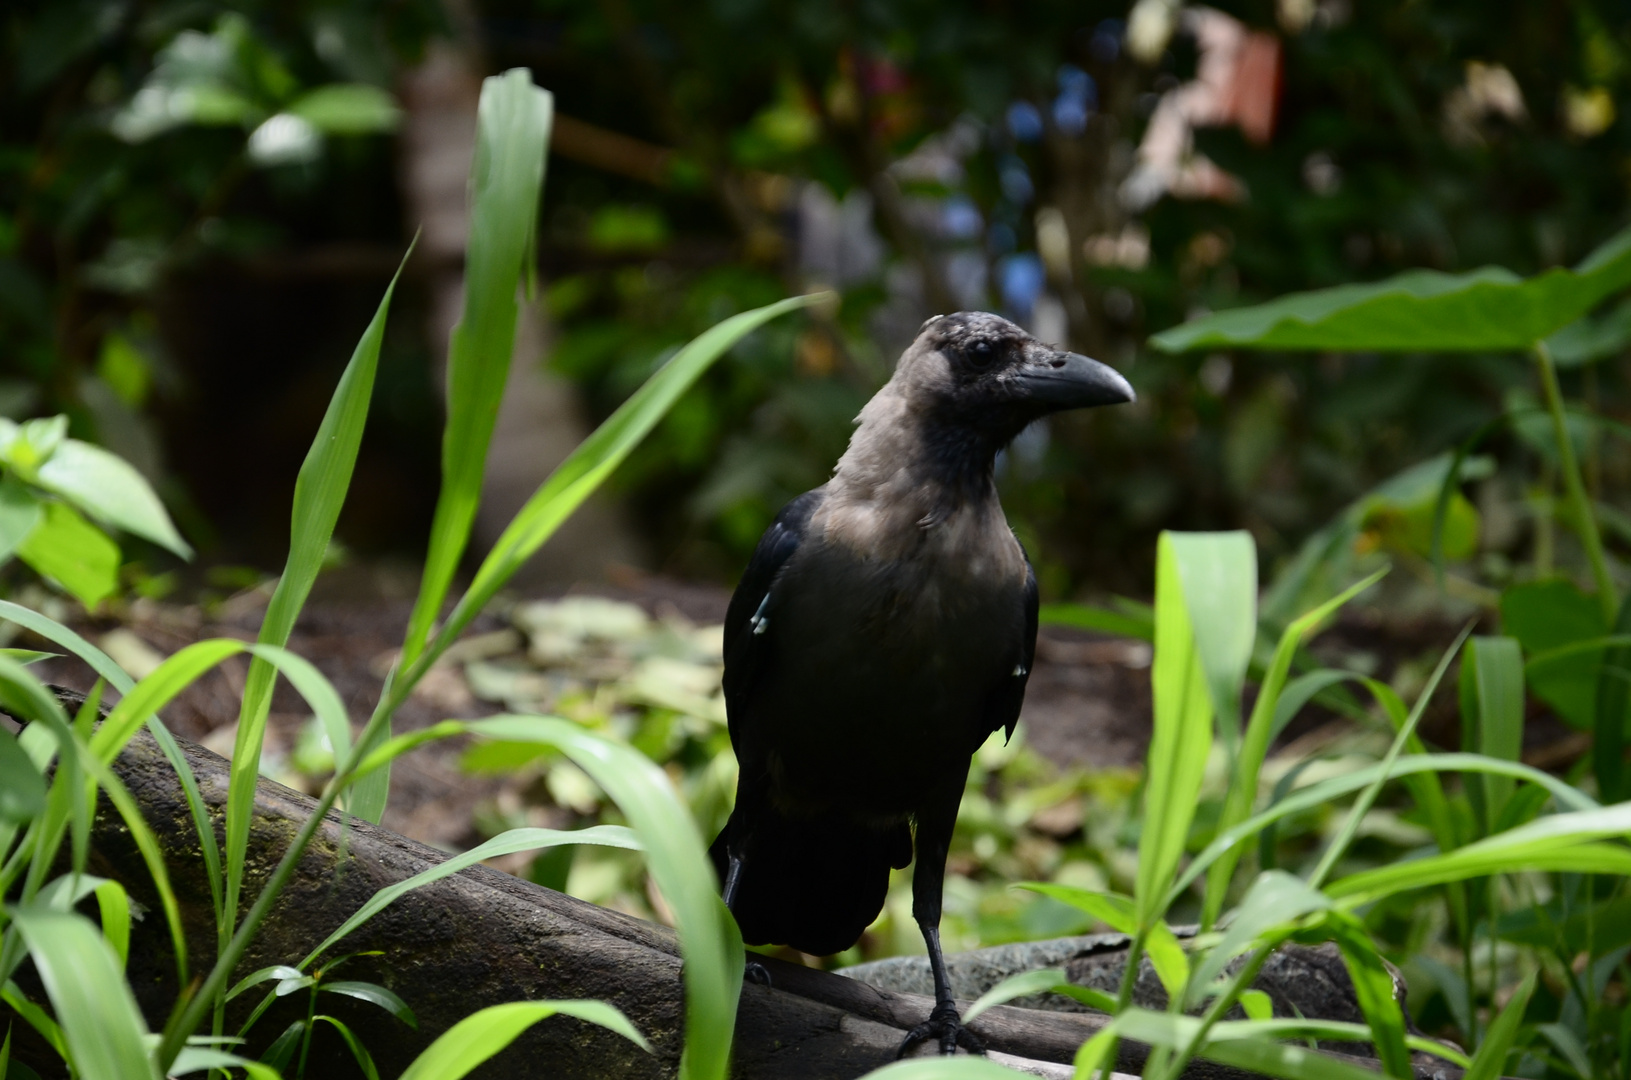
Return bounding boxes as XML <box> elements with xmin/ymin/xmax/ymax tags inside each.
<box><xmin>28</xmin><ymin>571</ymin><xmax>1156</xmax><ymax>852</ymax></box>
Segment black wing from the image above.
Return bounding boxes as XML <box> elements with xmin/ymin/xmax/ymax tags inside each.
<box><xmin>983</xmin><ymin>552</ymin><xmax>1038</xmax><ymax>746</ymax></box>
<box><xmin>721</xmin><ymin>487</ymin><xmax>824</xmax><ymax>746</ymax></box>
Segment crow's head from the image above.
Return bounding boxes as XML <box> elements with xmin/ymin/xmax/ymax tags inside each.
<box><xmin>892</xmin><ymin>312</ymin><xmax>1134</xmax><ymax>445</ymax></box>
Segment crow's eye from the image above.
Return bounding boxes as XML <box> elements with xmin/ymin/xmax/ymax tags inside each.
<box><xmin>966</xmin><ymin>340</ymin><xmax>997</xmax><ymax>369</ymax></box>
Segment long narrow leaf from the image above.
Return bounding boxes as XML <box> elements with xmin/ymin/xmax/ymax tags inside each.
<box><xmin>8</xmin><ymin>907</ymin><xmax>157</xmax><ymax>1080</ymax></box>
<box><xmin>462</xmin><ymin>716</ymin><xmax>733</xmax><ymax>1080</ymax></box>
<box><xmin>397</xmin><ymin>69</ymin><xmax>553</xmax><ymax>674</ymax></box>
<box><xmin>1137</xmin><ymin>532</ymin><xmax>1216</xmax><ymax>928</ymax></box>
<box><xmin>1202</xmin><ymin>568</ymin><xmax>1386</xmax><ymax>927</ymax></box>
<box><xmin>396</xmin><ymin>1000</ymin><xmax>647</xmax><ymax>1080</ymax></box>
<box><xmin>406</xmin><ymin>292</ymin><xmax>828</xmax><ymax>698</ymax></box>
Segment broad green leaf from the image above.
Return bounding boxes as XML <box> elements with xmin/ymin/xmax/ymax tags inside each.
<box><xmin>1463</xmin><ymin>971</ymin><xmax>1534</xmax><ymax>1080</ymax></box>
<box><xmin>33</xmin><ymin>438</ymin><xmax>190</xmax><ymax>557</ymax></box>
<box><xmin>1239</xmin><ymin>989</ymin><xmax>1272</xmax><ymax>1021</ymax></box>
<box><xmin>403</xmin><ymin>291</ymin><xmax>828</xmax><ymax>699</ymax></box>
<box><xmin>286</xmin><ymin>83</ymin><xmax>401</xmax><ymax>134</ymax></box>
<box><xmin>0</xmin><ymin>726</ymin><xmax>45</xmax><ymax>822</ymax></box>
<box><xmin>300</xmin><ymin>824</ymin><xmax>637</xmax><ymax>968</ymax></box>
<box><xmin>1546</xmin><ymin>295</ymin><xmax>1631</xmax><ymax>366</ymax></box>
<box><xmin>960</xmin><ymin>967</ymin><xmax>1069</xmax><ymax>1024</ymax></box>
<box><xmin>396</xmin><ymin>1000</ymin><xmax>648</xmax><ymax>1080</ymax></box>
<box><xmin>1167</xmin><ymin>531</ymin><xmax>1256</xmax><ymax>744</ymax></box>
<box><xmin>1190</xmin><ymin>872</ymin><xmax>1328</xmax><ymax>1007</ymax></box>
<box><xmin>1137</xmin><ymin>532</ymin><xmax>1215</xmax><ymax>928</ymax></box>
<box><xmin>1262</xmin><ymin>453</ymin><xmax>1480</xmax><ymax>625</ymax></box>
<box><xmin>322</xmin><ymin>981</ymin><xmax>417</xmax><ymax>1027</ymax></box>
<box><xmin>1150</xmin><ymin>222</ymin><xmax>1631</xmax><ymax>352</ymax></box>
<box><xmin>16</xmin><ymin>501</ymin><xmax>118</xmax><ymax>609</ymax></box>
<box><xmin>0</xmin><ymin>478</ymin><xmax>42</xmax><ymax>563</ymax></box>
<box><xmin>8</xmin><ymin>907</ymin><xmax>157</xmax><ymax>1080</ymax></box>
<box><xmin>462</xmin><ymin>717</ymin><xmax>731</xmax><ymax>1080</ymax></box>
<box><xmin>1458</xmin><ymin>636</ymin><xmax>1524</xmax><ymax>832</ymax></box>
<box><xmin>1599</xmin><ymin>593</ymin><xmax>1631</xmax><ymax>803</ymax></box>
<box><xmin>1501</xmin><ymin>579</ymin><xmax>1604</xmax><ymax>729</ymax></box>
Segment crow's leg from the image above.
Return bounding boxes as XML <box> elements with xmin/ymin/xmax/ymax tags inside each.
<box><xmin>719</xmin><ymin>804</ymin><xmax>773</xmax><ymax>988</ymax></box>
<box><xmin>897</xmin><ymin>771</ymin><xmax>983</xmax><ymax>1058</ymax></box>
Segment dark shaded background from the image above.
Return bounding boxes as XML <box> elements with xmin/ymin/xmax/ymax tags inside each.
<box><xmin>3</xmin><ymin>0</ymin><xmax>1629</xmax><ymax>604</ymax></box>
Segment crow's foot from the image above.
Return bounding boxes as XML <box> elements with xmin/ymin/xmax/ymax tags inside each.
<box><xmin>744</xmin><ymin>960</ymin><xmax>772</xmax><ymax>987</ymax></box>
<box><xmin>896</xmin><ymin>1002</ymin><xmax>984</xmax><ymax>1058</ymax></box>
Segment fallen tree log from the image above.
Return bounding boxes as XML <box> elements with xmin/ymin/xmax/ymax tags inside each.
<box><xmin>2</xmin><ymin>698</ymin><xmax>1468</xmax><ymax>1080</ymax></box>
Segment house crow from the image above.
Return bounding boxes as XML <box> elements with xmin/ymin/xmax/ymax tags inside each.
<box><xmin>709</xmin><ymin>311</ymin><xmax>1134</xmax><ymax>1055</ymax></box>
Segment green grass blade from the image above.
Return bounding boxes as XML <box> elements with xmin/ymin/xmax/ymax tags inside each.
<box><xmin>93</xmin><ymin>880</ymin><xmax>130</xmax><ymax>968</ymax></box>
<box><xmin>461</xmin><ymin>715</ymin><xmax>733</xmax><ymax>1080</ymax></box>
<box><xmin>90</xmin><ymin>640</ymin><xmax>244</xmax><ymax>761</ymax></box>
<box><xmin>397</xmin><ymin>69</ymin><xmax>553</xmax><ymax>675</ymax></box>
<box><xmin>960</xmin><ymin>968</ymin><xmax>1068</xmax><ymax>1024</ymax></box>
<box><xmin>1137</xmin><ymin>532</ymin><xmax>1217</xmax><ymax>928</ymax></box>
<box><xmin>368</xmin><ymin>69</ymin><xmax>553</xmax><ymax>826</ymax></box>
<box><xmin>1328</xmin><ymin>802</ymin><xmax>1631</xmax><ymax>903</ymax></box>
<box><xmin>1324</xmin><ymin>911</ymin><xmax>1411</xmax><ymax>1078</ymax></box>
<box><xmin>168</xmin><ymin>1046</ymin><xmax>282</xmax><ymax>1080</ymax></box>
<box><xmin>1</xmin><ymin>980</ymin><xmax>66</xmax><ymax>1060</ymax></box>
<box><xmin>8</xmin><ymin>907</ymin><xmax>158</xmax><ymax>1080</ymax></box>
<box><xmin>1168</xmin><ymin>751</ymin><xmax>1597</xmax><ymax>906</ymax></box>
<box><xmin>1463</xmin><ymin>971</ymin><xmax>1534</xmax><ymax>1080</ymax></box>
<box><xmin>297</xmin><ymin>824</ymin><xmax>638</xmax><ymax>969</ymax></box>
<box><xmin>404</xmin><ymin>292</ymin><xmax>828</xmax><ymax>699</ymax></box>
<box><xmin>1308</xmin><ymin>623</ymin><xmax>1472</xmax><ymax>888</ymax></box>
<box><xmin>396</xmin><ymin>1000</ymin><xmax>648</xmax><ymax>1080</ymax></box>
<box><xmin>1110</xmin><ymin>1008</ymin><xmax>1386</xmax><ymax>1080</ymax></box>
<box><xmin>226</xmin><ymin>239</ymin><xmax>412</xmax><ymax>931</ymax></box>
<box><xmin>0</xmin><ymin>600</ymin><xmax>134</xmax><ymax>692</ymax></box>
<box><xmin>1039</xmin><ymin>600</ymin><xmax>1154</xmax><ymax>641</ymax></box>
<box><xmin>1458</xmin><ymin>636</ymin><xmax>1524</xmax><ymax>833</ymax></box>
<box><xmin>1189</xmin><ymin>872</ymin><xmax>1329</xmax><ymax>1008</ymax></box>
<box><xmin>1203</xmin><ymin>568</ymin><xmax>1386</xmax><ymax>927</ymax></box>
<box><xmin>312</xmin><ymin>1015</ymin><xmax>382</xmax><ymax>1080</ymax></box>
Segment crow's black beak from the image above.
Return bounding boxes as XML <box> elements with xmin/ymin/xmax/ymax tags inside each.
<box><xmin>1012</xmin><ymin>350</ymin><xmax>1135</xmax><ymax>411</ymax></box>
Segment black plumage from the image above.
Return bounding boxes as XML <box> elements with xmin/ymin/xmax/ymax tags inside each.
<box><xmin>708</xmin><ymin>311</ymin><xmax>1134</xmax><ymax>1055</ymax></box>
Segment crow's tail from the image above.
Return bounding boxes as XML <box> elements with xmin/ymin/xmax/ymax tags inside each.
<box><xmin>709</xmin><ymin>806</ymin><xmax>913</xmax><ymax>957</ymax></box>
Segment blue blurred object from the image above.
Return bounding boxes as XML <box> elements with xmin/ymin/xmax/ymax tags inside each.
<box><xmin>1006</xmin><ymin>100</ymin><xmax>1044</xmax><ymax>143</ymax></box>
<box><xmin>1090</xmin><ymin>20</ymin><xmax>1122</xmax><ymax>64</ymax></box>
<box><xmin>1053</xmin><ymin>67</ymin><xmax>1095</xmax><ymax>136</ymax></box>
<box><xmin>986</xmin><ymin>221</ymin><xmax>1017</xmax><ymax>255</ymax></box>
<box><xmin>998</xmin><ymin>156</ymin><xmax>1034</xmax><ymax>204</ymax></box>
<box><xmin>941</xmin><ymin>194</ymin><xmax>983</xmax><ymax>240</ymax></box>
<box><xmin>1053</xmin><ymin>94</ymin><xmax>1089</xmax><ymax>136</ymax></box>
<box><xmin>998</xmin><ymin>252</ymin><xmax>1044</xmax><ymax>317</ymax></box>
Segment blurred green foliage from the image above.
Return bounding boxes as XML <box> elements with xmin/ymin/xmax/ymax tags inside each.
<box><xmin>8</xmin><ymin>0</ymin><xmax>1631</xmax><ymax>601</ymax></box>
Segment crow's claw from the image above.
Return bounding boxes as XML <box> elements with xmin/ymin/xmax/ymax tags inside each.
<box><xmin>896</xmin><ymin>1002</ymin><xmax>984</xmax><ymax>1058</ymax></box>
<box><xmin>744</xmin><ymin>960</ymin><xmax>772</xmax><ymax>987</ymax></box>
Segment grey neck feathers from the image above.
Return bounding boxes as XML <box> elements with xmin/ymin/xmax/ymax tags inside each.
<box><xmin>829</xmin><ymin>385</ymin><xmax>1002</xmax><ymax>525</ymax></box>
